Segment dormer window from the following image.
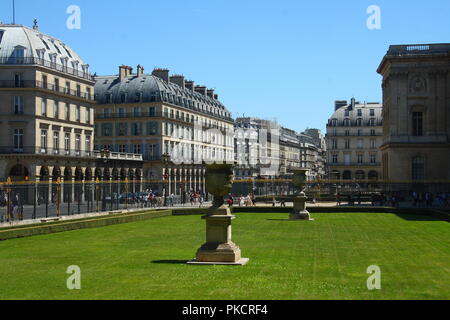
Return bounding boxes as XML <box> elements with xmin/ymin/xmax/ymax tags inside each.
<box><xmin>0</xmin><ymin>31</ymin><xmax>4</xmax><ymax>45</ymax></box>
<box><xmin>36</xmin><ymin>49</ymin><xmax>45</xmax><ymax>62</ymax></box>
<box><xmin>13</xmin><ymin>47</ymin><xmax>26</xmax><ymax>64</ymax></box>
<box><xmin>49</xmin><ymin>53</ymin><xmax>57</xmax><ymax>66</ymax></box>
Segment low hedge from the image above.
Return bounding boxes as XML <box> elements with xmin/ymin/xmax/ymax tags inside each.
<box><xmin>0</xmin><ymin>210</ymin><xmax>172</xmax><ymax>241</ymax></box>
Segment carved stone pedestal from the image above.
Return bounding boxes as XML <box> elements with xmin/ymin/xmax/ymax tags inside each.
<box><xmin>289</xmin><ymin>192</ymin><xmax>314</xmax><ymax>221</ymax></box>
<box><xmin>188</xmin><ymin>206</ymin><xmax>249</xmax><ymax>266</ymax></box>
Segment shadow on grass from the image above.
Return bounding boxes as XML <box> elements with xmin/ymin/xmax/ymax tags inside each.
<box><xmin>394</xmin><ymin>213</ymin><xmax>443</xmax><ymax>222</ymax></box>
<box><xmin>266</xmin><ymin>219</ymin><xmax>291</xmax><ymax>222</ymax></box>
<box><xmin>151</xmin><ymin>260</ymin><xmax>190</xmax><ymax>265</ymax></box>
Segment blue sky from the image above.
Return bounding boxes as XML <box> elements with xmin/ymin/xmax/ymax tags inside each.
<box><xmin>1</xmin><ymin>0</ymin><xmax>449</xmax><ymax>132</ymax></box>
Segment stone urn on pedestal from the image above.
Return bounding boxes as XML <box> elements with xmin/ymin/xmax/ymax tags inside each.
<box><xmin>290</xmin><ymin>169</ymin><xmax>314</xmax><ymax>221</ymax></box>
<box><xmin>188</xmin><ymin>163</ymin><xmax>249</xmax><ymax>265</ymax></box>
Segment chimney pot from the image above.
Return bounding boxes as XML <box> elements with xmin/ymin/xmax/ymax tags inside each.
<box><xmin>152</xmin><ymin>68</ymin><xmax>170</xmax><ymax>83</ymax></box>
<box><xmin>137</xmin><ymin>64</ymin><xmax>145</xmax><ymax>77</ymax></box>
<box><xmin>170</xmin><ymin>75</ymin><xmax>185</xmax><ymax>89</ymax></box>
<box><xmin>195</xmin><ymin>85</ymin><xmax>207</xmax><ymax>96</ymax></box>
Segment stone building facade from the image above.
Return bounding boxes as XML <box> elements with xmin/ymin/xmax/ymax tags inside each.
<box><xmin>233</xmin><ymin>117</ymin><xmax>280</xmax><ymax>179</ymax></box>
<box><xmin>94</xmin><ymin>66</ymin><xmax>234</xmax><ymax>196</ymax></box>
<box><xmin>377</xmin><ymin>44</ymin><xmax>450</xmax><ymax>191</ymax></box>
<box><xmin>0</xmin><ymin>24</ymin><xmax>143</xmax><ymax>204</ymax></box>
<box><xmin>298</xmin><ymin>129</ymin><xmax>327</xmax><ymax>180</ymax></box>
<box><xmin>326</xmin><ymin>98</ymin><xmax>383</xmax><ymax>183</ymax></box>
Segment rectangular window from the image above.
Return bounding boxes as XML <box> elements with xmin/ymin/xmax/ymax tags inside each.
<box><xmin>53</xmin><ymin>101</ymin><xmax>59</xmax><ymax>118</ymax></box>
<box><xmin>370</xmin><ymin>154</ymin><xmax>376</xmax><ymax>164</ymax></box>
<box><xmin>85</xmin><ymin>136</ymin><xmax>91</xmax><ymax>153</ymax></box>
<box><xmin>76</xmin><ymin>84</ymin><xmax>81</xmax><ymax>97</ymax></box>
<box><xmin>132</xmin><ymin>123</ymin><xmax>142</xmax><ymax>136</ymax></box>
<box><xmin>119</xmin><ymin>144</ymin><xmax>127</xmax><ymax>153</ymax></box>
<box><xmin>370</xmin><ymin>109</ymin><xmax>375</xmax><ymax>116</ymax></box>
<box><xmin>65</xmin><ymin>133</ymin><xmax>70</xmax><ymax>151</ymax></box>
<box><xmin>149</xmin><ymin>107</ymin><xmax>156</xmax><ymax>117</ymax></box>
<box><xmin>357</xmin><ymin>154</ymin><xmax>363</xmax><ymax>164</ymax></box>
<box><xmin>65</xmin><ymin>81</ymin><xmax>70</xmax><ymax>94</ymax></box>
<box><xmin>75</xmin><ymin>134</ymin><xmax>81</xmax><ymax>155</ymax></box>
<box><xmin>13</xmin><ymin>129</ymin><xmax>24</xmax><ymax>151</ymax></box>
<box><xmin>133</xmin><ymin>107</ymin><xmax>141</xmax><ymax>117</ymax></box>
<box><xmin>357</xmin><ymin>109</ymin><xmax>362</xmax><ymax>117</ymax></box>
<box><xmin>117</xmin><ymin>123</ymin><xmax>128</xmax><ymax>136</ymax></box>
<box><xmin>358</xmin><ymin>139</ymin><xmax>363</xmax><ymax>149</ymax></box>
<box><xmin>41</xmin><ymin>99</ymin><xmax>47</xmax><ymax>116</ymax></box>
<box><xmin>14</xmin><ymin>96</ymin><xmax>24</xmax><ymax>114</ymax></box>
<box><xmin>147</xmin><ymin>122</ymin><xmax>158</xmax><ymax>135</ymax></box>
<box><xmin>42</xmin><ymin>75</ymin><xmax>48</xmax><ymax>89</ymax></box>
<box><xmin>104</xmin><ymin>108</ymin><xmax>111</xmax><ymax>118</ymax></box>
<box><xmin>41</xmin><ymin>130</ymin><xmax>47</xmax><ymax>153</ymax></box>
<box><xmin>102</xmin><ymin>124</ymin><xmax>112</xmax><ymax>136</ymax></box>
<box><xmin>133</xmin><ymin>144</ymin><xmax>141</xmax><ymax>154</ymax></box>
<box><xmin>412</xmin><ymin>112</ymin><xmax>423</xmax><ymax>136</ymax></box>
<box><xmin>75</xmin><ymin>105</ymin><xmax>80</xmax><ymax>122</ymax></box>
<box><xmin>65</xmin><ymin>103</ymin><xmax>70</xmax><ymax>121</ymax></box>
<box><xmin>14</xmin><ymin>74</ymin><xmax>22</xmax><ymax>88</ymax></box>
<box><xmin>345</xmin><ymin>139</ymin><xmax>350</xmax><ymax>149</ymax></box>
<box><xmin>85</xmin><ymin>107</ymin><xmax>90</xmax><ymax>123</ymax></box>
<box><xmin>53</xmin><ymin>131</ymin><xmax>59</xmax><ymax>152</ymax></box>
<box><xmin>332</xmin><ymin>154</ymin><xmax>338</xmax><ymax>164</ymax></box>
<box><xmin>55</xmin><ymin>78</ymin><xmax>60</xmax><ymax>92</ymax></box>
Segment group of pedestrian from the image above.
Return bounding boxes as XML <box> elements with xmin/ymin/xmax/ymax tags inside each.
<box><xmin>189</xmin><ymin>191</ymin><xmax>205</xmax><ymax>208</ymax></box>
<box><xmin>227</xmin><ymin>193</ymin><xmax>256</xmax><ymax>207</ymax></box>
<box><xmin>412</xmin><ymin>191</ymin><xmax>450</xmax><ymax>208</ymax></box>
<box><xmin>0</xmin><ymin>193</ymin><xmax>24</xmax><ymax>223</ymax></box>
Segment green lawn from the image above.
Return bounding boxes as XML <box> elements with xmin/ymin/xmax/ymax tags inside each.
<box><xmin>0</xmin><ymin>212</ymin><xmax>449</xmax><ymax>300</ymax></box>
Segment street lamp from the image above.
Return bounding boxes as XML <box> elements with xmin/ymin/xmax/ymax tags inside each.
<box><xmin>162</xmin><ymin>153</ymin><xmax>171</xmax><ymax>207</ymax></box>
<box><xmin>99</xmin><ymin>148</ymin><xmax>111</xmax><ymax>212</ymax></box>
<box><xmin>56</xmin><ymin>177</ymin><xmax>61</xmax><ymax>217</ymax></box>
<box><xmin>6</xmin><ymin>177</ymin><xmax>12</xmax><ymax>222</ymax></box>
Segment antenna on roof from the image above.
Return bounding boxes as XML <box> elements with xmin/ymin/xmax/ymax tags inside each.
<box><xmin>12</xmin><ymin>0</ymin><xmax>16</xmax><ymax>24</ymax></box>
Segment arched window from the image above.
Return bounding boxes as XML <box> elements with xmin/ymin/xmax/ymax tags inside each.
<box><xmin>368</xmin><ymin>171</ymin><xmax>379</xmax><ymax>181</ymax></box>
<box><xmin>355</xmin><ymin>171</ymin><xmax>365</xmax><ymax>180</ymax></box>
<box><xmin>343</xmin><ymin>171</ymin><xmax>352</xmax><ymax>180</ymax></box>
<box><xmin>412</xmin><ymin>157</ymin><xmax>425</xmax><ymax>180</ymax></box>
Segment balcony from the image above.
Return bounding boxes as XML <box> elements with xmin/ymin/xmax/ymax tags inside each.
<box><xmin>0</xmin><ymin>57</ymin><xmax>94</xmax><ymax>81</ymax></box>
<box><xmin>328</xmin><ymin>162</ymin><xmax>381</xmax><ymax>167</ymax></box>
<box><xmin>94</xmin><ymin>151</ymin><xmax>143</xmax><ymax>161</ymax></box>
<box><xmin>0</xmin><ymin>146</ymin><xmax>94</xmax><ymax>158</ymax></box>
<box><xmin>0</xmin><ymin>80</ymin><xmax>94</xmax><ymax>102</ymax></box>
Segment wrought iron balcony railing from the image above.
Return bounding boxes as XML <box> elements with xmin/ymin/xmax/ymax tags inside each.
<box><xmin>0</xmin><ymin>57</ymin><xmax>94</xmax><ymax>81</ymax></box>
<box><xmin>0</xmin><ymin>80</ymin><xmax>94</xmax><ymax>102</ymax></box>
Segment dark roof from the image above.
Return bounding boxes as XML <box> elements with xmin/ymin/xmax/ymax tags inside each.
<box><xmin>94</xmin><ymin>74</ymin><xmax>233</xmax><ymax>122</ymax></box>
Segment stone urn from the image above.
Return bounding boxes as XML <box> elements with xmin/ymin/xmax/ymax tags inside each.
<box><xmin>290</xmin><ymin>169</ymin><xmax>313</xmax><ymax>221</ymax></box>
<box><xmin>189</xmin><ymin>163</ymin><xmax>249</xmax><ymax>265</ymax></box>
<box><xmin>205</xmin><ymin>163</ymin><xmax>233</xmax><ymax>214</ymax></box>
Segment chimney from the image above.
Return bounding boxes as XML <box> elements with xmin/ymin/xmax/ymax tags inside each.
<box><xmin>207</xmin><ymin>89</ymin><xmax>215</xmax><ymax>99</ymax></box>
<box><xmin>170</xmin><ymin>75</ymin><xmax>185</xmax><ymax>89</ymax></box>
<box><xmin>137</xmin><ymin>64</ymin><xmax>145</xmax><ymax>77</ymax></box>
<box><xmin>350</xmin><ymin>97</ymin><xmax>356</xmax><ymax>110</ymax></box>
<box><xmin>185</xmin><ymin>80</ymin><xmax>195</xmax><ymax>91</ymax></box>
<box><xmin>119</xmin><ymin>65</ymin><xmax>132</xmax><ymax>80</ymax></box>
<box><xmin>152</xmin><ymin>68</ymin><xmax>170</xmax><ymax>83</ymax></box>
<box><xmin>195</xmin><ymin>85</ymin><xmax>207</xmax><ymax>96</ymax></box>
<box><xmin>334</xmin><ymin>100</ymin><xmax>347</xmax><ymax>111</ymax></box>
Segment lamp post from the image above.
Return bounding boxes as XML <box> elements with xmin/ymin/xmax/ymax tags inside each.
<box><xmin>56</xmin><ymin>177</ymin><xmax>61</xmax><ymax>217</ymax></box>
<box><xmin>100</xmin><ymin>148</ymin><xmax>110</xmax><ymax>212</ymax></box>
<box><xmin>6</xmin><ymin>177</ymin><xmax>12</xmax><ymax>222</ymax></box>
<box><xmin>95</xmin><ymin>177</ymin><xmax>100</xmax><ymax>212</ymax></box>
<box><xmin>162</xmin><ymin>153</ymin><xmax>171</xmax><ymax>207</ymax></box>
<box><xmin>124</xmin><ymin>177</ymin><xmax>129</xmax><ymax>210</ymax></box>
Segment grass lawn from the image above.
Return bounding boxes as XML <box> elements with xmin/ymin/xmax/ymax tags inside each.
<box><xmin>0</xmin><ymin>212</ymin><xmax>449</xmax><ymax>300</ymax></box>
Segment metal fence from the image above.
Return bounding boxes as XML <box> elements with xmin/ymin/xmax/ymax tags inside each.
<box><xmin>1</xmin><ymin>179</ymin><xmax>449</xmax><ymax>223</ymax></box>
